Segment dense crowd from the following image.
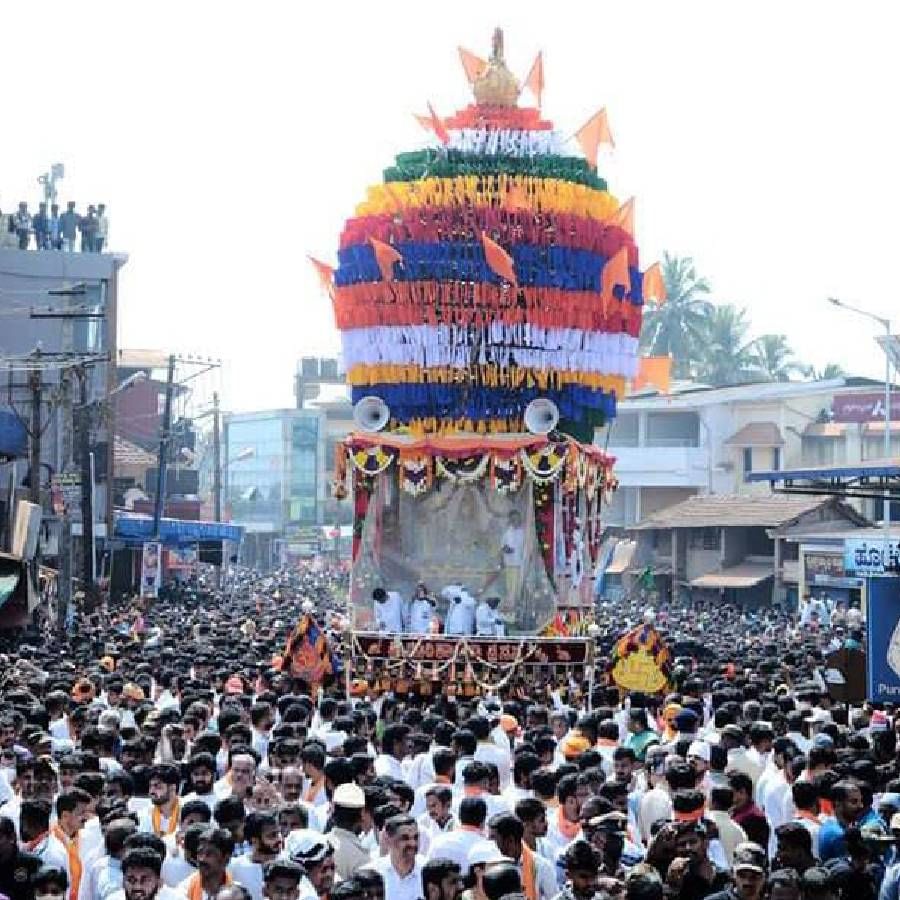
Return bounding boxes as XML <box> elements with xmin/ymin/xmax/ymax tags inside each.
<box><xmin>0</xmin><ymin>565</ymin><xmax>890</xmax><ymax>900</ymax></box>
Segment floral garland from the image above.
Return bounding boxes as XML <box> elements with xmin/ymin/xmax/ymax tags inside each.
<box><xmin>435</xmin><ymin>453</ymin><xmax>491</xmax><ymax>483</ymax></box>
<box><xmin>400</xmin><ymin>455</ymin><xmax>432</xmax><ymax>497</ymax></box>
<box><xmin>520</xmin><ymin>442</ymin><xmax>570</xmax><ymax>484</ymax></box>
<box><xmin>491</xmin><ymin>454</ymin><xmax>522</xmax><ymax>494</ymax></box>
<box><xmin>348</xmin><ymin>445</ymin><xmax>397</xmax><ymax>477</ymax></box>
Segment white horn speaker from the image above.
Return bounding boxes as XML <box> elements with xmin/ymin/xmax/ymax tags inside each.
<box><xmin>353</xmin><ymin>396</ymin><xmax>390</xmax><ymax>432</ymax></box>
<box><xmin>524</xmin><ymin>398</ymin><xmax>560</xmax><ymax>435</ymax></box>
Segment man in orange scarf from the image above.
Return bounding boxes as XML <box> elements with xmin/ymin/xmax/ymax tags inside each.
<box><xmin>543</xmin><ymin>774</ymin><xmax>582</xmax><ymax>858</ymax></box>
<box><xmin>179</xmin><ymin>826</ymin><xmax>234</xmax><ymax>900</ymax></box>
<box><xmin>121</xmin><ymin>846</ymin><xmax>164</xmax><ymax>900</ymax></box>
<box><xmin>52</xmin><ymin>788</ymin><xmax>91</xmax><ymax>900</ymax></box>
<box><xmin>489</xmin><ymin>813</ymin><xmax>556</xmax><ymax>900</ymax></box>
<box><xmin>141</xmin><ymin>764</ymin><xmax>181</xmax><ymax>836</ymax></box>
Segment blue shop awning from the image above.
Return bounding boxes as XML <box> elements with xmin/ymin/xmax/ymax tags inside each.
<box><xmin>114</xmin><ymin>513</ymin><xmax>244</xmax><ymax>546</ymax></box>
<box><xmin>746</xmin><ymin>459</ymin><xmax>900</xmax><ymax>501</ymax></box>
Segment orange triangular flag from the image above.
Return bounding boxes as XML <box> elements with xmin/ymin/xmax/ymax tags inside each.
<box><xmin>427</xmin><ymin>102</ymin><xmax>450</xmax><ymax>145</ymax></box>
<box><xmin>458</xmin><ymin>47</ymin><xmax>488</xmax><ymax>84</ymax></box>
<box><xmin>610</xmin><ymin>198</ymin><xmax>635</xmax><ymax>237</ymax></box>
<box><xmin>307</xmin><ymin>256</ymin><xmax>334</xmax><ymax>300</ymax></box>
<box><xmin>575</xmin><ymin>108</ymin><xmax>614</xmax><ymax>168</ymax></box>
<box><xmin>481</xmin><ymin>232</ymin><xmax>518</xmax><ymax>287</ymax></box>
<box><xmin>414</xmin><ymin>113</ymin><xmax>433</xmax><ymax>131</ymax></box>
<box><xmin>633</xmin><ymin>356</ymin><xmax>672</xmax><ymax>394</ymax></box>
<box><xmin>601</xmin><ymin>246</ymin><xmax>630</xmax><ymax>299</ymax></box>
<box><xmin>369</xmin><ymin>237</ymin><xmax>403</xmax><ymax>282</ymax></box>
<box><xmin>523</xmin><ymin>52</ymin><xmax>544</xmax><ymax>108</ymax></box>
<box><xmin>643</xmin><ymin>262</ymin><xmax>667</xmax><ymax>305</ymax></box>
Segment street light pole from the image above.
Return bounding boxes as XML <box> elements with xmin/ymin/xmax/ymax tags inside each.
<box><xmin>827</xmin><ymin>298</ymin><xmax>893</xmax><ymax>530</ymax></box>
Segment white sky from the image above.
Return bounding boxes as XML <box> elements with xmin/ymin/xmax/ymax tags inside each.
<box><xmin>3</xmin><ymin>1</ymin><xmax>900</xmax><ymax>411</ymax></box>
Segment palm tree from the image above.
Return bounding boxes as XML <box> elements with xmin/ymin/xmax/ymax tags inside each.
<box><xmin>804</xmin><ymin>362</ymin><xmax>847</xmax><ymax>381</ymax></box>
<box><xmin>639</xmin><ymin>253</ymin><xmax>713</xmax><ymax>379</ymax></box>
<box><xmin>751</xmin><ymin>334</ymin><xmax>803</xmax><ymax>382</ymax></box>
<box><xmin>695</xmin><ymin>304</ymin><xmax>757</xmax><ymax>386</ymax></box>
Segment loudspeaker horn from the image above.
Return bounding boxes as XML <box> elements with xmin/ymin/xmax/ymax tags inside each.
<box><xmin>353</xmin><ymin>396</ymin><xmax>391</xmax><ymax>432</ymax></box>
<box><xmin>524</xmin><ymin>398</ymin><xmax>560</xmax><ymax>435</ymax></box>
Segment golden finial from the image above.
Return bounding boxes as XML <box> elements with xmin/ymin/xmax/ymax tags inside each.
<box><xmin>473</xmin><ymin>27</ymin><xmax>519</xmax><ymax>107</ymax></box>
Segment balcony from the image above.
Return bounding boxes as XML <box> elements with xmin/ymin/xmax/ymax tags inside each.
<box><xmin>613</xmin><ymin>444</ymin><xmax>711</xmax><ymax>488</ymax></box>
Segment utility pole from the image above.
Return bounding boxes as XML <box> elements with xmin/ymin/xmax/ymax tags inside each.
<box><xmin>213</xmin><ymin>392</ymin><xmax>222</xmax><ymax>522</ymax></box>
<box><xmin>57</xmin><ymin>370</ymin><xmax>73</xmax><ymax>624</ymax></box>
<box><xmin>28</xmin><ymin>353</ymin><xmax>43</xmax><ymax>505</ymax></box>
<box><xmin>75</xmin><ymin>366</ymin><xmax>96</xmax><ymax>608</ymax></box>
<box><xmin>152</xmin><ymin>355</ymin><xmax>176</xmax><ymax>540</ymax></box>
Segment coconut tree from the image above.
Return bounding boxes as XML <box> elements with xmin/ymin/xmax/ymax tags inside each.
<box><xmin>805</xmin><ymin>362</ymin><xmax>847</xmax><ymax>380</ymax></box>
<box><xmin>695</xmin><ymin>304</ymin><xmax>757</xmax><ymax>386</ymax></box>
<box><xmin>751</xmin><ymin>334</ymin><xmax>804</xmax><ymax>382</ymax></box>
<box><xmin>639</xmin><ymin>253</ymin><xmax>713</xmax><ymax>379</ymax></box>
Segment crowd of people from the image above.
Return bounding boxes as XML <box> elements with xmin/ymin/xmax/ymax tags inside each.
<box><xmin>0</xmin><ymin>200</ymin><xmax>109</xmax><ymax>252</ymax></box>
<box><xmin>0</xmin><ymin>564</ymin><xmax>890</xmax><ymax>900</ymax></box>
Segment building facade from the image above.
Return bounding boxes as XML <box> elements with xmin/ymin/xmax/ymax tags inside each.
<box><xmin>600</xmin><ymin>377</ymin><xmax>896</xmax><ymax>528</ymax></box>
<box><xmin>223</xmin><ymin>399</ymin><xmax>354</xmax><ymax>568</ymax></box>
<box><xmin>0</xmin><ymin>246</ymin><xmax>127</xmax><ymax>585</ymax></box>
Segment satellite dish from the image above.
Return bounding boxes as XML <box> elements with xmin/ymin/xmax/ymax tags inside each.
<box><xmin>524</xmin><ymin>398</ymin><xmax>560</xmax><ymax>435</ymax></box>
<box><xmin>353</xmin><ymin>396</ymin><xmax>390</xmax><ymax>432</ymax></box>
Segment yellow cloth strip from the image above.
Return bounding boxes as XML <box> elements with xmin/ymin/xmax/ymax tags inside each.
<box><xmin>357</xmin><ymin>175</ymin><xmax>619</xmax><ymax>222</ymax></box>
<box><xmin>346</xmin><ymin>363</ymin><xmax>625</xmax><ymax>393</ymax></box>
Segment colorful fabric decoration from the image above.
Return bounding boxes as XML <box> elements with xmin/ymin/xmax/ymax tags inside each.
<box><xmin>321</xmin><ymin>34</ymin><xmax>648</xmax><ymax>434</ymax></box>
<box><xmin>610</xmin><ymin>623</ymin><xmax>672</xmax><ymax>695</ymax></box>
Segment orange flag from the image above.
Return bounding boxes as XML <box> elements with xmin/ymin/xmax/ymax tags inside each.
<box><xmin>643</xmin><ymin>262</ymin><xmax>667</xmax><ymax>305</ymax></box>
<box><xmin>458</xmin><ymin>47</ymin><xmax>488</xmax><ymax>84</ymax></box>
<box><xmin>633</xmin><ymin>356</ymin><xmax>672</xmax><ymax>394</ymax></box>
<box><xmin>575</xmin><ymin>108</ymin><xmax>614</xmax><ymax>168</ymax></box>
<box><xmin>369</xmin><ymin>237</ymin><xmax>403</xmax><ymax>282</ymax></box>
<box><xmin>413</xmin><ymin>113</ymin><xmax>433</xmax><ymax>131</ymax></box>
<box><xmin>481</xmin><ymin>232</ymin><xmax>518</xmax><ymax>286</ymax></box>
<box><xmin>601</xmin><ymin>246</ymin><xmax>630</xmax><ymax>300</ymax></box>
<box><xmin>307</xmin><ymin>256</ymin><xmax>334</xmax><ymax>300</ymax></box>
<box><xmin>610</xmin><ymin>198</ymin><xmax>635</xmax><ymax>237</ymax></box>
<box><xmin>523</xmin><ymin>52</ymin><xmax>544</xmax><ymax>108</ymax></box>
<box><xmin>427</xmin><ymin>102</ymin><xmax>450</xmax><ymax>145</ymax></box>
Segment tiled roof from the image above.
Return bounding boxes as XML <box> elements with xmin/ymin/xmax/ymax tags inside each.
<box><xmin>634</xmin><ymin>493</ymin><xmax>836</xmax><ymax>530</ymax></box>
<box><xmin>724</xmin><ymin>422</ymin><xmax>784</xmax><ymax>447</ymax></box>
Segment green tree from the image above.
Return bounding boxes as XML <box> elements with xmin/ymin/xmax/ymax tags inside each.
<box><xmin>639</xmin><ymin>253</ymin><xmax>712</xmax><ymax>379</ymax></box>
<box><xmin>695</xmin><ymin>304</ymin><xmax>757</xmax><ymax>386</ymax></box>
<box><xmin>751</xmin><ymin>334</ymin><xmax>803</xmax><ymax>382</ymax></box>
<box><xmin>805</xmin><ymin>362</ymin><xmax>847</xmax><ymax>380</ymax></box>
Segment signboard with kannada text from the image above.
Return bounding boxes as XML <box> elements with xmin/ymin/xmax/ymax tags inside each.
<box><xmin>845</xmin><ymin>537</ymin><xmax>900</xmax><ymax>576</ymax></box>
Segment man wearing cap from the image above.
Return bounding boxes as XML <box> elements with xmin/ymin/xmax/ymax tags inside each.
<box><xmin>227</xmin><ymin>811</ymin><xmax>282</xmax><ymax>900</ymax></box>
<box><xmin>330</xmin><ymin>783</ymin><xmax>370</xmax><ymax>881</ymax></box>
<box><xmin>284</xmin><ymin>830</ymin><xmax>335</xmax><ymax>900</ymax></box>
<box><xmin>371</xmin><ymin>815</ymin><xmax>424</xmax><ymax>900</ymax></box>
<box><xmin>705</xmin><ymin>842</ymin><xmax>768</xmax><ymax>900</ymax></box>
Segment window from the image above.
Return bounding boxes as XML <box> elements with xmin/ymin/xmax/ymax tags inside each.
<box><xmin>646</xmin><ymin>412</ymin><xmax>700</xmax><ymax>448</ymax></box>
<box><xmin>607</xmin><ymin>413</ymin><xmax>639</xmax><ymax>448</ymax></box>
<box><xmin>772</xmin><ymin>447</ymin><xmax>781</xmax><ymax>471</ymax></box>
<box><xmin>743</xmin><ymin>447</ymin><xmax>753</xmax><ymax>474</ymax></box>
<box><xmin>689</xmin><ymin>528</ymin><xmax>720</xmax><ymax>550</ymax></box>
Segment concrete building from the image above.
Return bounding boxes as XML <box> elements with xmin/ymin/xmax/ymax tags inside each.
<box><xmin>223</xmin><ymin>394</ymin><xmax>354</xmax><ymax>568</ymax></box>
<box><xmin>0</xmin><ymin>247</ymin><xmax>127</xmax><ymax>576</ymax></box>
<box><xmin>599</xmin><ymin>376</ymin><xmax>896</xmax><ymax>528</ymax></box>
